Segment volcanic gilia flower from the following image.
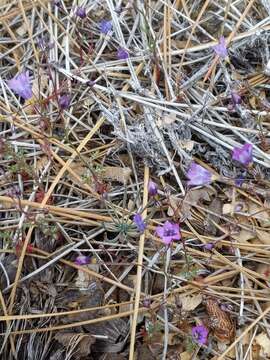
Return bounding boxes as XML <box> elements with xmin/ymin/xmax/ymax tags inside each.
<box><xmin>156</xmin><ymin>221</ymin><xmax>181</xmax><ymax>245</ymax></box>
<box><xmin>133</xmin><ymin>213</ymin><xmax>146</xmax><ymax>233</ymax></box>
<box><xmin>148</xmin><ymin>180</ymin><xmax>158</xmax><ymax>197</ymax></box>
<box><xmin>8</xmin><ymin>72</ymin><xmax>32</xmax><ymax>100</ymax></box>
<box><xmin>75</xmin><ymin>255</ymin><xmax>90</xmax><ymax>265</ymax></box>
<box><xmin>59</xmin><ymin>94</ymin><xmax>71</xmax><ymax>109</ymax></box>
<box><xmin>75</xmin><ymin>6</ymin><xmax>86</xmax><ymax>19</ymax></box>
<box><xmin>213</xmin><ymin>36</ymin><xmax>228</xmax><ymax>59</ymax></box>
<box><xmin>192</xmin><ymin>325</ymin><xmax>209</xmax><ymax>345</ymax></box>
<box><xmin>99</xmin><ymin>20</ymin><xmax>112</xmax><ymax>34</ymax></box>
<box><xmin>232</xmin><ymin>143</ymin><xmax>253</xmax><ymax>167</ymax></box>
<box><xmin>117</xmin><ymin>48</ymin><xmax>129</xmax><ymax>60</ymax></box>
<box><xmin>187</xmin><ymin>162</ymin><xmax>212</xmax><ymax>186</ymax></box>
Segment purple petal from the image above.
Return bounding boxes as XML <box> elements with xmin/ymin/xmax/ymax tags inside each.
<box><xmin>162</xmin><ymin>236</ymin><xmax>174</xmax><ymax>245</ymax></box>
<box><xmin>8</xmin><ymin>72</ymin><xmax>32</xmax><ymax>100</ymax></box>
<box><xmin>117</xmin><ymin>48</ymin><xmax>129</xmax><ymax>60</ymax></box>
<box><xmin>75</xmin><ymin>6</ymin><xmax>86</xmax><ymax>19</ymax></box>
<box><xmin>59</xmin><ymin>94</ymin><xmax>71</xmax><ymax>109</ymax></box>
<box><xmin>99</xmin><ymin>20</ymin><xmax>112</xmax><ymax>34</ymax></box>
<box><xmin>75</xmin><ymin>255</ymin><xmax>90</xmax><ymax>265</ymax></box>
<box><xmin>148</xmin><ymin>180</ymin><xmax>158</xmax><ymax>196</ymax></box>
<box><xmin>156</xmin><ymin>225</ymin><xmax>164</xmax><ymax>238</ymax></box>
<box><xmin>231</xmin><ymin>90</ymin><xmax>242</xmax><ymax>105</ymax></box>
<box><xmin>192</xmin><ymin>325</ymin><xmax>209</xmax><ymax>345</ymax></box>
<box><xmin>213</xmin><ymin>36</ymin><xmax>228</xmax><ymax>59</ymax></box>
<box><xmin>133</xmin><ymin>213</ymin><xmax>146</xmax><ymax>232</ymax></box>
<box><xmin>204</xmin><ymin>243</ymin><xmax>214</xmax><ymax>251</ymax></box>
<box><xmin>232</xmin><ymin>143</ymin><xmax>253</xmax><ymax>167</ymax></box>
<box><xmin>187</xmin><ymin>162</ymin><xmax>212</xmax><ymax>186</ymax></box>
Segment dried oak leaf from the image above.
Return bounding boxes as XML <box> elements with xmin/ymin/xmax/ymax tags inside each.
<box><xmin>205</xmin><ymin>298</ymin><xmax>235</xmax><ymax>343</ymax></box>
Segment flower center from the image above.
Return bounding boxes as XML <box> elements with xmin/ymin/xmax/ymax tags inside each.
<box><xmin>164</xmin><ymin>229</ymin><xmax>175</xmax><ymax>237</ymax></box>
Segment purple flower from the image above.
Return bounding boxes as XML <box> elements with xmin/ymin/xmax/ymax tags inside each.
<box><xmin>192</xmin><ymin>325</ymin><xmax>209</xmax><ymax>345</ymax></box>
<box><xmin>231</xmin><ymin>90</ymin><xmax>242</xmax><ymax>105</ymax></box>
<box><xmin>133</xmin><ymin>213</ymin><xmax>146</xmax><ymax>233</ymax></box>
<box><xmin>232</xmin><ymin>143</ymin><xmax>253</xmax><ymax>167</ymax></box>
<box><xmin>75</xmin><ymin>6</ymin><xmax>86</xmax><ymax>19</ymax></box>
<box><xmin>99</xmin><ymin>20</ymin><xmax>112</xmax><ymax>34</ymax></box>
<box><xmin>204</xmin><ymin>242</ymin><xmax>214</xmax><ymax>251</ymax></box>
<box><xmin>75</xmin><ymin>255</ymin><xmax>90</xmax><ymax>265</ymax></box>
<box><xmin>8</xmin><ymin>72</ymin><xmax>32</xmax><ymax>100</ymax></box>
<box><xmin>187</xmin><ymin>162</ymin><xmax>212</xmax><ymax>186</ymax></box>
<box><xmin>148</xmin><ymin>180</ymin><xmax>158</xmax><ymax>196</ymax></box>
<box><xmin>156</xmin><ymin>221</ymin><xmax>181</xmax><ymax>245</ymax></box>
<box><xmin>117</xmin><ymin>48</ymin><xmax>129</xmax><ymax>60</ymax></box>
<box><xmin>213</xmin><ymin>36</ymin><xmax>228</xmax><ymax>59</ymax></box>
<box><xmin>59</xmin><ymin>94</ymin><xmax>71</xmax><ymax>109</ymax></box>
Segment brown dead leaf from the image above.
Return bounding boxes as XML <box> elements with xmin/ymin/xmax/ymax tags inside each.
<box><xmin>256</xmin><ymin>229</ymin><xmax>270</xmax><ymax>244</ymax></box>
<box><xmin>180</xmin><ymin>294</ymin><xmax>202</xmax><ymax>312</ymax></box>
<box><xmin>100</xmin><ymin>166</ymin><xmax>131</xmax><ymax>184</ymax></box>
<box><xmin>168</xmin><ymin>188</ymin><xmax>215</xmax><ymax>220</ymax></box>
<box><xmin>180</xmin><ymin>351</ymin><xmax>196</xmax><ymax>360</ymax></box>
<box><xmin>55</xmin><ymin>332</ymin><xmax>95</xmax><ymax>357</ymax></box>
<box><xmin>256</xmin><ymin>264</ymin><xmax>270</xmax><ymax>280</ymax></box>
<box><xmin>255</xmin><ymin>332</ymin><xmax>270</xmax><ymax>358</ymax></box>
<box><xmin>232</xmin><ymin>229</ymin><xmax>255</xmax><ymax>243</ymax></box>
<box><xmin>248</xmin><ymin>202</ymin><xmax>270</xmax><ymax>226</ymax></box>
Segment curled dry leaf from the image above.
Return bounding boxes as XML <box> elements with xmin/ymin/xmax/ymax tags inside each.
<box><xmin>205</xmin><ymin>298</ymin><xmax>235</xmax><ymax>343</ymax></box>
<box><xmin>180</xmin><ymin>294</ymin><xmax>202</xmax><ymax>312</ymax></box>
